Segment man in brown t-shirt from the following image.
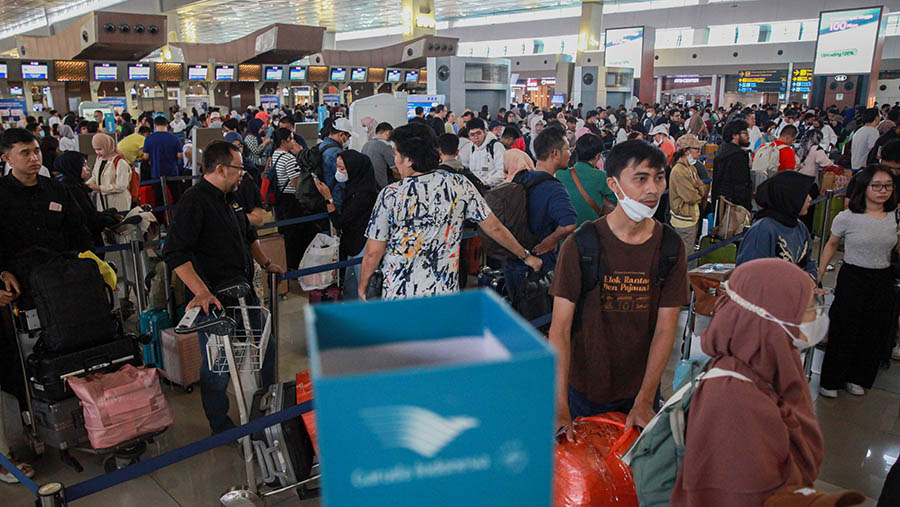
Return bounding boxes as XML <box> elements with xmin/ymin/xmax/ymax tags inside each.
<box><xmin>549</xmin><ymin>139</ymin><xmax>689</xmax><ymax>432</ymax></box>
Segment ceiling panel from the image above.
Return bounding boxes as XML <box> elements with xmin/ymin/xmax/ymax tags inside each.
<box><xmin>0</xmin><ymin>0</ymin><xmax>128</xmax><ymax>39</ymax></box>
<box><xmin>174</xmin><ymin>0</ymin><xmax>580</xmax><ymax>44</ymax></box>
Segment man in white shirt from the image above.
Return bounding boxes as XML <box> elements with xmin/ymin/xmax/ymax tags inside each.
<box><xmin>459</xmin><ymin>118</ymin><xmax>505</xmax><ymax>187</ymax></box>
<box><xmin>851</xmin><ymin>108</ymin><xmax>881</xmax><ymax>170</ymax></box>
<box><xmin>745</xmin><ymin>108</ymin><xmax>762</xmax><ymax>152</ymax></box>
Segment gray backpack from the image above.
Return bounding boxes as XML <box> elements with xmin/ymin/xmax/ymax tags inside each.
<box><xmin>621</xmin><ymin>359</ymin><xmax>752</xmax><ymax>506</ymax></box>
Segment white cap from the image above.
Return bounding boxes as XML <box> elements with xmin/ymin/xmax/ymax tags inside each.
<box><xmin>332</xmin><ymin>117</ymin><xmax>352</xmax><ymax>134</ymax></box>
<box><xmin>209</xmin><ymin>111</ymin><xmax>221</xmax><ymax>119</ymax></box>
<box><xmin>649</xmin><ymin>124</ymin><xmax>669</xmax><ymax>136</ymax></box>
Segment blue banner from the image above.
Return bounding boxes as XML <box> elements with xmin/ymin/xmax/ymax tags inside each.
<box><xmin>0</xmin><ymin>98</ymin><xmax>28</xmax><ymax>121</ymax></box>
<box><xmin>98</xmin><ymin>97</ymin><xmax>127</xmax><ymax>114</ymax></box>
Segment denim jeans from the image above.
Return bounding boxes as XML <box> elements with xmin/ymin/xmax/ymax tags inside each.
<box><xmin>342</xmin><ymin>246</ymin><xmax>366</xmax><ymax>301</ymax></box>
<box><xmin>196</xmin><ymin>292</ymin><xmax>276</xmax><ymax>434</ymax></box>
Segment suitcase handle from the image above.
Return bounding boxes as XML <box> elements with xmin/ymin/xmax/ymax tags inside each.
<box><xmin>82</xmin><ymin>350</ymin><xmax>112</xmax><ymax>373</ymax></box>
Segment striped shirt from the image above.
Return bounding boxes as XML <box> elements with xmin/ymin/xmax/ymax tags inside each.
<box><xmin>272</xmin><ymin>150</ymin><xmax>300</xmax><ymax>195</ymax></box>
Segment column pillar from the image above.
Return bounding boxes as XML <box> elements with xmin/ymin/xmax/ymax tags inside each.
<box><xmin>577</xmin><ymin>0</ymin><xmax>604</xmax><ymax>54</ymax></box>
<box><xmin>401</xmin><ymin>0</ymin><xmax>436</xmax><ymax>41</ymax></box>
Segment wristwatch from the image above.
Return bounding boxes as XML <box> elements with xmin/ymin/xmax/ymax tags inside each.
<box><xmin>325</xmin><ymin>198</ymin><xmax>334</xmax><ymax>205</ymax></box>
<box><xmin>519</xmin><ymin>249</ymin><xmax>532</xmax><ymax>261</ymax></box>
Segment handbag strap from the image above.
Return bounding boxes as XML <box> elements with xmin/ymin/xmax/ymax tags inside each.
<box><xmin>570</xmin><ymin>167</ymin><xmax>604</xmax><ymax>218</ymax></box>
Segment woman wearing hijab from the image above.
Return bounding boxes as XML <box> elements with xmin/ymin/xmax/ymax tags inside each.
<box><xmin>58</xmin><ymin>124</ymin><xmax>77</xmax><ymax>152</ymax></box>
<box><xmin>87</xmin><ymin>133</ymin><xmax>133</xmax><ymax>212</ymax></box>
<box><xmin>243</xmin><ymin>117</ymin><xmax>271</xmax><ymax>174</ymax></box>
<box><xmin>503</xmin><ymin>148</ymin><xmax>535</xmax><ymax>182</ymax></box>
<box><xmin>670</xmin><ymin>258</ymin><xmax>825</xmax><ymax>506</ymax></box>
<box><xmin>313</xmin><ymin>149</ymin><xmax>378</xmax><ymax>299</ymax></box>
<box><xmin>736</xmin><ymin>171</ymin><xmax>817</xmax><ymax>279</ymax></box>
<box><xmin>55</xmin><ymin>151</ymin><xmax>107</xmax><ymax>247</ymax></box>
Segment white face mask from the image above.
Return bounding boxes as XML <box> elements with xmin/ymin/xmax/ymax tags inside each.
<box><xmin>686</xmin><ymin>154</ymin><xmax>697</xmax><ymax>165</ymax></box>
<box><xmin>721</xmin><ymin>281</ymin><xmax>829</xmax><ymax>350</ymax></box>
<box><xmin>334</xmin><ymin>170</ymin><xmax>349</xmax><ymax>183</ymax></box>
<box><xmin>613</xmin><ymin>177</ymin><xmax>659</xmax><ymax>223</ymax></box>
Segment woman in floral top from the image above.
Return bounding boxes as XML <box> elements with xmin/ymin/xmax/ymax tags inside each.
<box><xmin>359</xmin><ymin>123</ymin><xmax>542</xmax><ymax>300</ymax></box>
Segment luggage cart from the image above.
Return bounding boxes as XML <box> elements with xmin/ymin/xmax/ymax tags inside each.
<box><xmin>175</xmin><ymin>281</ymin><xmax>317</xmax><ymax>506</ymax></box>
<box><xmin>675</xmin><ymin>264</ymin><xmax>734</xmax><ymax>388</ymax></box>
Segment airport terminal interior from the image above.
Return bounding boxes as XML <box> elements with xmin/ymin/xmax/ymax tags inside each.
<box><xmin>1</xmin><ymin>0</ymin><xmax>900</xmax><ymax>505</ymax></box>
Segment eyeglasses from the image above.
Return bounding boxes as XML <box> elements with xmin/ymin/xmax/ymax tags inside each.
<box><xmin>869</xmin><ymin>183</ymin><xmax>894</xmax><ymax>192</ymax></box>
<box><xmin>221</xmin><ymin>164</ymin><xmax>245</xmax><ymax>172</ymax></box>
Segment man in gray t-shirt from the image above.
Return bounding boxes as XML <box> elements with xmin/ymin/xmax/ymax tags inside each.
<box><xmin>361</xmin><ymin>122</ymin><xmax>396</xmax><ymax>189</ymax></box>
<box><xmin>851</xmin><ymin>109</ymin><xmax>880</xmax><ymax>170</ymax></box>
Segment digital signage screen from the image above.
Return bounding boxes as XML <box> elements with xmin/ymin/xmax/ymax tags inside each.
<box><xmin>10</xmin><ymin>86</ymin><xmax>23</xmax><ymax>95</ymax></box>
<box><xmin>814</xmin><ymin>7</ymin><xmax>883</xmax><ymax>75</ymax></box>
<box><xmin>289</xmin><ymin>66</ymin><xmax>306</xmax><ymax>81</ymax></box>
<box><xmin>790</xmin><ymin>68</ymin><xmax>814</xmax><ymax>93</ymax></box>
<box><xmin>404</xmin><ymin>70</ymin><xmax>419</xmax><ymax>82</ymax></box>
<box><xmin>605</xmin><ymin>27</ymin><xmax>644</xmax><ymax>78</ymax></box>
<box><xmin>187</xmin><ymin>65</ymin><xmax>208</xmax><ymax>80</ymax></box>
<box><xmin>736</xmin><ymin>70</ymin><xmax>787</xmax><ymax>93</ymax></box>
<box><xmin>406</xmin><ymin>95</ymin><xmax>444</xmax><ymax>119</ymax></box>
<box><xmin>93</xmin><ymin>63</ymin><xmax>117</xmax><ymax>81</ymax></box>
<box><xmin>128</xmin><ymin>64</ymin><xmax>150</xmax><ymax>80</ymax></box>
<box><xmin>386</xmin><ymin>69</ymin><xmax>402</xmax><ymax>83</ymax></box>
<box><xmin>21</xmin><ymin>61</ymin><xmax>48</xmax><ymax>80</ymax></box>
<box><xmin>350</xmin><ymin>68</ymin><xmax>367</xmax><ymax>81</ymax></box>
<box><xmin>215</xmin><ymin>65</ymin><xmax>235</xmax><ymax>81</ymax></box>
<box><xmin>330</xmin><ymin>67</ymin><xmax>347</xmax><ymax>81</ymax></box>
<box><xmin>0</xmin><ymin>62</ymin><xmax>7</xmax><ymax>79</ymax></box>
<box><xmin>265</xmin><ymin>66</ymin><xmax>283</xmax><ymax>81</ymax></box>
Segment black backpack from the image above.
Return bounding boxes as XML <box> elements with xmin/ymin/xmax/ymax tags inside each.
<box><xmin>295</xmin><ymin>143</ymin><xmax>335</xmax><ymax>215</ymax></box>
<box><xmin>572</xmin><ymin>220</ymin><xmax>682</xmax><ymax>323</ymax></box>
<box><xmin>478</xmin><ymin>171</ymin><xmax>556</xmax><ymax>259</ymax></box>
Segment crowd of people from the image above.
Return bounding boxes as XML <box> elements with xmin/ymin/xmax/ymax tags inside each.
<box><xmin>1</xmin><ymin>96</ymin><xmax>900</xmax><ymax>503</ymax></box>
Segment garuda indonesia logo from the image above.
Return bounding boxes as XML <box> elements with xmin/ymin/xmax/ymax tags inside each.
<box><xmin>360</xmin><ymin>405</ymin><xmax>480</xmax><ymax>458</ymax></box>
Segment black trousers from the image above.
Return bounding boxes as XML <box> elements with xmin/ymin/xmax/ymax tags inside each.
<box><xmin>821</xmin><ymin>264</ymin><xmax>895</xmax><ymax>390</ymax></box>
<box><xmin>274</xmin><ymin>195</ymin><xmax>328</xmax><ymax>270</ymax></box>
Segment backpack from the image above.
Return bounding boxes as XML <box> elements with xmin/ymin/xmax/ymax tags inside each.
<box><xmin>295</xmin><ymin>142</ymin><xmax>335</xmax><ymax>215</ymax></box>
<box><xmin>260</xmin><ymin>152</ymin><xmax>290</xmax><ymax>205</ymax></box>
<box><xmin>621</xmin><ymin>358</ymin><xmax>753</xmax><ymax>507</ymax></box>
<box><xmin>126</xmin><ymin>158</ymin><xmax>140</xmax><ymax>205</ymax></box>
<box><xmin>751</xmin><ymin>142</ymin><xmax>789</xmax><ymax>177</ymax></box>
<box><xmin>477</xmin><ymin>171</ymin><xmax>556</xmax><ymax>259</ymax></box>
<box><xmin>572</xmin><ymin>220</ymin><xmax>681</xmax><ymax>324</ymax></box>
<box><xmin>486</xmin><ymin>138</ymin><xmax>500</xmax><ymax>159</ymax></box>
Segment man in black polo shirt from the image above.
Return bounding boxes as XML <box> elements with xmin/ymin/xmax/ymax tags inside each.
<box><xmin>0</xmin><ymin>128</ymin><xmax>93</xmax><ymax>306</ymax></box>
<box><xmin>163</xmin><ymin>141</ymin><xmax>284</xmax><ymax>434</ymax></box>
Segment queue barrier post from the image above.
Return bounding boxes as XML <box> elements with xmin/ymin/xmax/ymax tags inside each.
<box><xmin>268</xmin><ymin>271</ymin><xmax>280</xmax><ymax>382</ymax></box>
<box><xmin>37</xmin><ymin>482</ymin><xmax>67</xmax><ymax>506</ymax></box>
<box><xmin>129</xmin><ymin>239</ymin><xmax>147</xmax><ymax>316</ymax></box>
<box><xmin>160</xmin><ymin>175</ymin><xmax>172</xmax><ymax>226</ymax></box>
<box><xmin>817</xmin><ymin>189</ymin><xmax>835</xmax><ymax>262</ymax></box>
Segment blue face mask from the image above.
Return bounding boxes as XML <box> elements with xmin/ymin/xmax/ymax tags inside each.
<box><xmin>39</xmin><ymin>130</ymin><xmax>45</xmax><ymax>138</ymax></box>
<box><xmin>55</xmin><ymin>173</ymin><xmax>64</xmax><ymax>181</ymax></box>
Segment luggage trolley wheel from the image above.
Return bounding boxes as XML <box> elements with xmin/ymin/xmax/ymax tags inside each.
<box><xmin>183</xmin><ymin>383</ymin><xmax>194</xmax><ymax>394</ymax></box>
<box><xmin>103</xmin><ymin>440</ymin><xmax>146</xmax><ymax>473</ymax></box>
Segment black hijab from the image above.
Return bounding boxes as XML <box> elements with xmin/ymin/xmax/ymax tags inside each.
<box><xmin>338</xmin><ymin>150</ymin><xmax>378</xmax><ymax>199</ymax></box>
<box><xmin>754</xmin><ymin>171</ymin><xmax>813</xmax><ymax>227</ymax></box>
<box><xmin>54</xmin><ymin>151</ymin><xmax>89</xmax><ymax>189</ymax></box>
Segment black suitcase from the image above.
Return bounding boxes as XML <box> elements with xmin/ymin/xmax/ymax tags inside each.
<box><xmin>250</xmin><ymin>381</ymin><xmax>315</xmax><ymax>488</ymax></box>
<box><xmin>32</xmin><ymin>395</ymin><xmax>89</xmax><ymax>450</ymax></box>
<box><xmin>27</xmin><ymin>336</ymin><xmax>142</xmax><ymax>401</ymax></box>
<box><xmin>30</xmin><ymin>256</ymin><xmax>119</xmax><ymax>354</ymax></box>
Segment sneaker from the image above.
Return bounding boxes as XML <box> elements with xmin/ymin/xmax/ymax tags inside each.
<box><xmin>826</xmin><ymin>263</ymin><xmax>835</xmax><ymax>271</ymax></box>
<box><xmin>819</xmin><ymin>387</ymin><xmax>838</xmax><ymax>398</ymax></box>
<box><xmin>846</xmin><ymin>383</ymin><xmax>865</xmax><ymax>396</ymax></box>
<box><xmin>892</xmin><ymin>343</ymin><xmax>900</xmax><ymax>361</ymax></box>
<box><xmin>0</xmin><ymin>462</ymin><xmax>35</xmax><ymax>484</ymax></box>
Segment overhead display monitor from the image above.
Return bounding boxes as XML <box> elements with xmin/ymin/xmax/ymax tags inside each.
<box><xmin>814</xmin><ymin>7</ymin><xmax>883</xmax><ymax>75</ymax></box>
<box><xmin>128</xmin><ymin>64</ymin><xmax>150</xmax><ymax>80</ymax></box>
<box><xmin>605</xmin><ymin>27</ymin><xmax>644</xmax><ymax>78</ymax></box>
<box><xmin>215</xmin><ymin>65</ymin><xmax>235</xmax><ymax>81</ymax></box>
<box><xmin>187</xmin><ymin>65</ymin><xmax>208</xmax><ymax>80</ymax></box>
<box><xmin>386</xmin><ymin>69</ymin><xmax>402</xmax><ymax>83</ymax></box>
<box><xmin>0</xmin><ymin>62</ymin><xmax>7</xmax><ymax>79</ymax></box>
<box><xmin>350</xmin><ymin>68</ymin><xmax>367</xmax><ymax>82</ymax></box>
<box><xmin>404</xmin><ymin>70</ymin><xmax>419</xmax><ymax>82</ymax></box>
<box><xmin>93</xmin><ymin>63</ymin><xmax>117</xmax><ymax>81</ymax></box>
<box><xmin>406</xmin><ymin>95</ymin><xmax>445</xmax><ymax>119</ymax></box>
<box><xmin>551</xmin><ymin>94</ymin><xmax>565</xmax><ymax>105</ymax></box>
<box><xmin>21</xmin><ymin>61</ymin><xmax>48</xmax><ymax>80</ymax></box>
<box><xmin>737</xmin><ymin>70</ymin><xmax>787</xmax><ymax>93</ymax></box>
<box><xmin>790</xmin><ymin>68</ymin><xmax>814</xmax><ymax>93</ymax></box>
<box><xmin>289</xmin><ymin>66</ymin><xmax>306</xmax><ymax>81</ymax></box>
<box><xmin>265</xmin><ymin>66</ymin><xmax>283</xmax><ymax>81</ymax></box>
<box><xmin>10</xmin><ymin>86</ymin><xmax>23</xmax><ymax>95</ymax></box>
<box><xmin>330</xmin><ymin>67</ymin><xmax>347</xmax><ymax>81</ymax></box>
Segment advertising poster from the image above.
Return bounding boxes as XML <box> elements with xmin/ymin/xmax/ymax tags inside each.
<box><xmin>260</xmin><ymin>94</ymin><xmax>281</xmax><ymax>110</ymax></box>
<box><xmin>0</xmin><ymin>98</ymin><xmax>28</xmax><ymax>122</ymax></box>
<box><xmin>323</xmin><ymin>93</ymin><xmax>341</xmax><ymax>106</ymax></box>
<box><xmin>814</xmin><ymin>7</ymin><xmax>883</xmax><ymax>75</ymax></box>
<box><xmin>98</xmin><ymin>97</ymin><xmax>127</xmax><ymax>114</ymax></box>
<box><xmin>605</xmin><ymin>27</ymin><xmax>644</xmax><ymax>78</ymax></box>
<box><xmin>406</xmin><ymin>95</ymin><xmax>445</xmax><ymax>120</ymax></box>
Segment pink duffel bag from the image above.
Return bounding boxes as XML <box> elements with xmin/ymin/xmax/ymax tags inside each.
<box><xmin>67</xmin><ymin>364</ymin><xmax>173</xmax><ymax>449</ymax></box>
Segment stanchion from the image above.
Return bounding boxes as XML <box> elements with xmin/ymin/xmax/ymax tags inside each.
<box><xmin>37</xmin><ymin>482</ymin><xmax>67</xmax><ymax>506</ymax></box>
<box><xmin>817</xmin><ymin>189</ymin><xmax>835</xmax><ymax>262</ymax></box>
<box><xmin>160</xmin><ymin>175</ymin><xmax>172</xmax><ymax>225</ymax></box>
<box><xmin>129</xmin><ymin>239</ymin><xmax>147</xmax><ymax>316</ymax></box>
<box><xmin>268</xmin><ymin>271</ymin><xmax>279</xmax><ymax>381</ymax></box>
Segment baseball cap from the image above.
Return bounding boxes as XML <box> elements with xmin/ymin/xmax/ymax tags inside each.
<box><xmin>332</xmin><ymin>117</ymin><xmax>352</xmax><ymax>134</ymax></box>
<box><xmin>488</xmin><ymin>120</ymin><xmax>503</xmax><ymax>131</ymax></box>
<box><xmin>676</xmin><ymin>134</ymin><xmax>702</xmax><ymax>150</ymax></box>
<box><xmin>763</xmin><ymin>485</ymin><xmax>865</xmax><ymax>507</ymax></box>
<box><xmin>649</xmin><ymin>124</ymin><xmax>669</xmax><ymax>136</ymax></box>
<box><xmin>209</xmin><ymin>111</ymin><xmax>221</xmax><ymax>119</ymax></box>
<box><xmin>224</xmin><ymin>132</ymin><xmax>242</xmax><ymax>145</ymax></box>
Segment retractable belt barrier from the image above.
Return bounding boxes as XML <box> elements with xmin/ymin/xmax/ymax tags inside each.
<box><xmin>10</xmin><ymin>178</ymin><xmax>841</xmax><ymax>503</ymax></box>
<box><xmin>139</xmin><ymin>174</ymin><xmax>202</xmax><ymax>187</ymax></box>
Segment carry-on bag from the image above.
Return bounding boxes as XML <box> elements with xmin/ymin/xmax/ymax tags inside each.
<box><xmin>299</xmin><ymin>233</ymin><xmax>339</xmax><ymax>291</ymax></box>
<box><xmin>250</xmin><ymin>381</ymin><xmax>315</xmax><ymax>488</ymax></box>
<box><xmin>27</xmin><ymin>336</ymin><xmax>142</xmax><ymax>401</ymax></box>
<box><xmin>31</xmin><ymin>395</ymin><xmax>90</xmax><ymax>450</ymax></box>
<box><xmin>139</xmin><ymin>308</ymin><xmax>173</xmax><ymax>369</ymax></box>
<box><xmin>159</xmin><ymin>328</ymin><xmax>201</xmax><ymax>392</ymax></box>
<box><xmin>308</xmin><ymin>286</ymin><xmax>342</xmax><ymax>305</ymax></box>
<box><xmin>30</xmin><ymin>255</ymin><xmax>119</xmax><ymax>354</ymax></box>
<box><xmin>66</xmin><ymin>364</ymin><xmax>173</xmax><ymax>449</ymax></box>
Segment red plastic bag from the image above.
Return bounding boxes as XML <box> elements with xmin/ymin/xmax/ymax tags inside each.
<box><xmin>553</xmin><ymin>412</ymin><xmax>639</xmax><ymax>507</ymax></box>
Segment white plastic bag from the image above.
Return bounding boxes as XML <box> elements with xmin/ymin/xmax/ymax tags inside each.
<box><xmin>299</xmin><ymin>232</ymin><xmax>340</xmax><ymax>291</ymax></box>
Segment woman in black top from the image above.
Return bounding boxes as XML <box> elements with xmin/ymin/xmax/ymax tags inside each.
<box><xmin>54</xmin><ymin>151</ymin><xmax>108</xmax><ymax>247</ymax></box>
